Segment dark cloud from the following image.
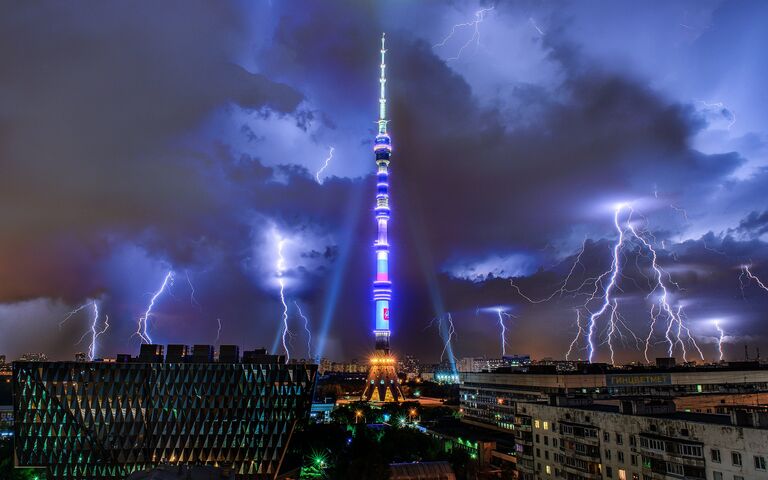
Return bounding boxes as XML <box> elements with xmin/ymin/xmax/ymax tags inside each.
<box><xmin>734</xmin><ymin>210</ymin><xmax>768</xmax><ymax>239</ymax></box>
<box><xmin>0</xmin><ymin>1</ymin><xmax>301</xmax><ymax>301</ymax></box>
<box><xmin>1</xmin><ymin>1</ymin><xmax>767</xmax><ymax>363</ymax></box>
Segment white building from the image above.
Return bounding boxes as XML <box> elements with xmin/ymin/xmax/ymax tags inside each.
<box><xmin>516</xmin><ymin>399</ymin><xmax>768</xmax><ymax>480</ymax></box>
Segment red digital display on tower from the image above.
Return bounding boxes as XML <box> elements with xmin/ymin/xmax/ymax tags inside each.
<box><xmin>383</xmin><ymin>308</ymin><xmax>389</xmax><ymax>321</ymax></box>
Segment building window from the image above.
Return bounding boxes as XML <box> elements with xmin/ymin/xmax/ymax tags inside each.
<box><xmin>678</xmin><ymin>444</ymin><xmax>703</xmax><ymax>458</ymax></box>
<box><xmin>606</xmin><ymin>466</ymin><xmax>613</xmax><ymax>478</ymax></box>
<box><xmin>665</xmin><ymin>462</ymin><xmax>684</xmax><ymax>476</ymax></box>
<box><xmin>618</xmin><ymin>451</ymin><xmax>625</xmax><ymax>463</ymax></box>
<box><xmin>755</xmin><ymin>456</ymin><xmax>766</xmax><ymax>470</ymax></box>
<box><xmin>535</xmin><ymin>419</ymin><xmax>541</xmax><ymax>429</ymax></box>
<box><xmin>639</xmin><ymin>437</ymin><xmax>664</xmax><ymax>452</ymax></box>
<box><xmin>732</xmin><ymin>451</ymin><xmax>742</xmax><ymax>466</ymax></box>
<box><xmin>605</xmin><ymin>449</ymin><xmax>612</xmax><ymax>460</ymax></box>
<box><xmin>545</xmin><ymin>451</ymin><xmax>549</xmax><ymax>460</ymax></box>
<box><xmin>544</xmin><ymin>436</ymin><xmax>549</xmax><ymax>446</ymax></box>
<box><xmin>711</xmin><ymin>449</ymin><xmax>721</xmax><ymax>463</ymax></box>
<box><xmin>551</xmin><ymin>422</ymin><xmax>556</xmax><ymax>431</ymax></box>
<box><xmin>536</xmin><ymin>448</ymin><xmax>541</xmax><ymax>458</ymax></box>
<box><xmin>618</xmin><ymin>469</ymin><xmax>627</xmax><ymax>480</ymax></box>
<box><xmin>712</xmin><ymin>473</ymin><xmax>722</xmax><ymax>480</ymax></box>
<box><xmin>604</xmin><ymin>431</ymin><xmax>610</xmax><ymax>441</ymax></box>
<box><xmin>616</xmin><ymin>433</ymin><xmax>623</xmax><ymax>445</ymax></box>
<box><xmin>543</xmin><ymin>421</ymin><xmax>549</xmax><ymax>430</ymax></box>
<box><xmin>553</xmin><ymin>439</ymin><xmax>558</xmax><ymax>448</ymax></box>
<box><xmin>536</xmin><ymin>434</ymin><xmax>540</xmax><ymax>443</ymax></box>
<box><xmin>545</xmin><ymin>465</ymin><xmax>551</xmax><ymax>475</ymax></box>
<box><xmin>734</xmin><ymin>476</ymin><xmax>744</xmax><ymax>480</ymax></box>
<box><xmin>629</xmin><ymin>435</ymin><xmax>636</xmax><ymax>447</ymax></box>
<box><xmin>631</xmin><ymin>454</ymin><xmax>637</xmax><ymax>466</ymax></box>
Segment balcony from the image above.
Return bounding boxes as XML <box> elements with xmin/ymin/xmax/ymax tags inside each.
<box><xmin>560</xmin><ymin>463</ymin><xmax>603</xmax><ymax>480</ymax></box>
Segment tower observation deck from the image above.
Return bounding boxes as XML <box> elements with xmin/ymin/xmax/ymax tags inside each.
<box><xmin>363</xmin><ymin>33</ymin><xmax>403</xmax><ymax>403</ymax></box>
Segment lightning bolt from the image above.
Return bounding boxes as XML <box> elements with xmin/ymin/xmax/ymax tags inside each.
<box><xmin>215</xmin><ymin>318</ymin><xmax>222</xmax><ymax>344</ymax></box>
<box><xmin>583</xmin><ymin>206</ymin><xmax>628</xmax><ymax>364</ymax></box>
<box><xmin>565</xmin><ymin>310</ymin><xmax>585</xmax><ymax>360</ymax></box>
<box><xmin>669</xmin><ymin>204</ymin><xmax>690</xmax><ymax>224</ymax></box>
<box><xmin>439</xmin><ymin>313</ymin><xmax>457</xmax><ymax>364</ymax></box>
<box><xmin>185</xmin><ymin>271</ymin><xmax>201</xmax><ymax>309</ymax></box>
<box><xmin>528</xmin><ymin>17</ymin><xmax>544</xmax><ymax>36</ymax></box>
<box><xmin>72</xmin><ymin>301</ymin><xmax>109</xmax><ymax>361</ymax></box>
<box><xmin>294</xmin><ymin>301</ymin><xmax>313</xmax><ymax>360</ymax></box>
<box><xmin>88</xmin><ymin>302</ymin><xmax>109</xmax><ymax>361</ymax></box>
<box><xmin>495</xmin><ymin>308</ymin><xmax>511</xmax><ymax>356</ymax></box>
<box><xmin>511</xmin><ymin>237</ymin><xmax>592</xmax><ymax>304</ymax></box>
<box><xmin>513</xmin><ymin>204</ymin><xmax>702</xmax><ymax>364</ymax></box>
<box><xmin>135</xmin><ymin>271</ymin><xmax>174</xmax><ymax>344</ymax></box>
<box><xmin>315</xmin><ymin>146</ymin><xmax>335</xmax><ymax>184</ymax></box>
<box><xmin>714</xmin><ymin>320</ymin><xmax>725</xmax><ymax>362</ymax></box>
<box><xmin>743</xmin><ymin>265</ymin><xmax>768</xmax><ymax>293</ymax></box>
<box><xmin>275</xmin><ymin>233</ymin><xmax>291</xmax><ymax>361</ymax></box>
<box><xmin>59</xmin><ymin>303</ymin><xmax>91</xmax><ymax>330</ymax></box>
<box><xmin>434</xmin><ymin>6</ymin><xmax>494</xmax><ymax>61</ymax></box>
<box><xmin>625</xmin><ymin>207</ymin><xmax>703</xmax><ymax>363</ymax></box>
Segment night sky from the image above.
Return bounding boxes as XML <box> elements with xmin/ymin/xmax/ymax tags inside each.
<box><xmin>2</xmin><ymin>1</ymin><xmax>768</xmax><ymax>364</ymax></box>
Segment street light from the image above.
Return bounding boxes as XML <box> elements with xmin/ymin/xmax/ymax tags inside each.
<box><xmin>355</xmin><ymin>410</ymin><xmax>366</xmax><ymax>424</ymax></box>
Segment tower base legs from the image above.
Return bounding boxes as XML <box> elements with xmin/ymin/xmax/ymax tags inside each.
<box><xmin>362</xmin><ymin>351</ymin><xmax>403</xmax><ymax>403</ymax></box>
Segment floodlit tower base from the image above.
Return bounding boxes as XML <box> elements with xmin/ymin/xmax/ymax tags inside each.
<box><xmin>362</xmin><ymin>351</ymin><xmax>403</xmax><ymax>403</ymax></box>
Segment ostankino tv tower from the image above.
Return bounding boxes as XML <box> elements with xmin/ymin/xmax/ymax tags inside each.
<box><xmin>362</xmin><ymin>33</ymin><xmax>403</xmax><ymax>403</ymax></box>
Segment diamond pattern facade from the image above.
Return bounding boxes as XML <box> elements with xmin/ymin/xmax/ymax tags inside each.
<box><xmin>13</xmin><ymin>359</ymin><xmax>316</xmax><ymax>479</ymax></box>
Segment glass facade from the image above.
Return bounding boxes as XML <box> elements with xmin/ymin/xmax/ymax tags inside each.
<box><xmin>13</xmin><ymin>358</ymin><xmax>316</xmax><ymax>479</ymax></box>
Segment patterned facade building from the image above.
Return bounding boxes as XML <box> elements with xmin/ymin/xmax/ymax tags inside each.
<box><xmin>13</xmin><ymin>346</ymin><xmax>316</xmax><ymax>479</ymax></box>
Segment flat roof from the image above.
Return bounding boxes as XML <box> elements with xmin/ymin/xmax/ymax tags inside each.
<box><xmin>524</xmin><ymin>402</ymin><xmax>736</xmax><ymax>427</ymax></box>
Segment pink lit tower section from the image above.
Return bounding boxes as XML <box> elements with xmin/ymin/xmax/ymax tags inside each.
<box><xmin>363</xmin><ymin>33</ymin><xmax>403</xmax><ymax>403</ymax></box>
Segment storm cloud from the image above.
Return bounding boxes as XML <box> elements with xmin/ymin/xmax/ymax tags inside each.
<box><xmin>1</xmin><ymin>0</ymin><xmax>767</xmax><ymax>364</ymax></box>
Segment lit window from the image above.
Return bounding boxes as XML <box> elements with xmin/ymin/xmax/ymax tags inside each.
<box><xmin>534</xmin><ymin>419</ymin><xmax>541</xmax><ymax>429</ymax></box>
<box><xmin>545</xmin><ymin>465</ymin><xmax>551</xmax><ymax>475</ymax></box>
<box><xmin>543</xmin><ymin>421</ymin><xmax>549</xmax><ymax>430</ymax></box>
<box><xmin>618</xmin><ymin>469</ymin><xmax>626</xmax><ymax>480</ymax></box>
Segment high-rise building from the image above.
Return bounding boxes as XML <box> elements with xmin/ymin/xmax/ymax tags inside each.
<box><xmin>13</xmin><ymin>345</ymin><xmax>317</xmax><ymax>479</ymax></box>
<box><xmin>363</xmin><ymin>33</ymin><xmax>403</xmax><ymax>403</ymax></box>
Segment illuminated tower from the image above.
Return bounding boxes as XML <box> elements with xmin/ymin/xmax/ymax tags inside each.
<box><xmin>363</xmin><ymin>33</ymin><xmax>403</xmax><ymax>403</ymax></box>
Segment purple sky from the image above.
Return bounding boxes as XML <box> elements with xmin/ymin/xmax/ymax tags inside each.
<box><xmin>1</xmin><ymin>1</ymin><xmax>768</xmax><ymax>363</ymax></box>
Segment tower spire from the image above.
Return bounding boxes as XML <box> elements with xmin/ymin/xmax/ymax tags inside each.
<box><xmin>378</xmin><ymin>32</ymin><xmax>388</xmax><ymax>135</ymax></box>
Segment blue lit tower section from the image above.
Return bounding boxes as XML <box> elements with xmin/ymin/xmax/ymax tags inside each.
<box><xmin>363</xmin><ymin>33</ymin><xmax>402</xmax><ymax>403</ymax></box>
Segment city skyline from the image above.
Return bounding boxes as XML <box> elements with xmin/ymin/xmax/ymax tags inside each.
<box><xmin>2</xmin><ymin>1</ymin><xmax>768</xmax><ymax>364</ymax></box>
